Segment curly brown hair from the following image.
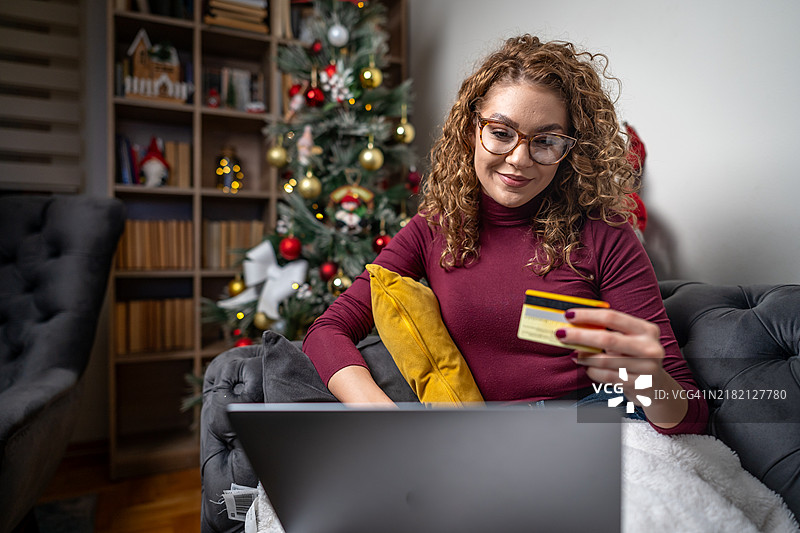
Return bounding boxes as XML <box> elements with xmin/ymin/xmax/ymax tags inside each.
<box><xmin>419</xmin><ymin>34</ymin><xmax>637</xmax><ymax>276</ymax></box>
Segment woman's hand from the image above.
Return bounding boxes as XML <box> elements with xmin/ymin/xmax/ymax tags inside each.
<box><xmin>328</xmin><ymin>365</ymin><xmax>397</xmax><ymax>406</ymax></box>
<box><xmin>556</xmin><ymin>308</ymin><xmax>688</xmax><ymax>428</ymax></box>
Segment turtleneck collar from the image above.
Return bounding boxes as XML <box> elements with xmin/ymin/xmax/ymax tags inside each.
<box><xmin>479</xmin><ymin>191</ymin><xmax>543</xmax><ymax>227</ymax></box>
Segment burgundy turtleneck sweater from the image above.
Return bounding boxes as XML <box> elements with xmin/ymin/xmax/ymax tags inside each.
<box><xmin>303</xmin><ymin>193</ymin><xmax>708</xmax><ymax>435</ymax></box>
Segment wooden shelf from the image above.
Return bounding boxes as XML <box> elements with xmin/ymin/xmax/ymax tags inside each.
<box><xmin>199</xmin><ymin>187</ymin><xmax>272</xmax><ymax>199</ymax></box>
<box><xmin>201</xmin><ymin>106</ymin><xmax>269</xmax><ymax>120</ymax></box>
<box><xmin>106</xmin><ymin>0</ymin><xmax>408</xmax><ymax>480</ymax></box>
<box><xmin>115</xmin><ymin>96</ymin><xmax>194</xmax><ymax>117</ymax></box>
<box><xmin>200</xmin><ymin>268</ymin><xmax>240</xmax><ymax>277</ymax></box>
<box><xmin>201</xmin><ymin>23</ymin><xmax>271</xmax><ymax>47</ymax></box>
<box><xmin>114</xmin><ymin>9</ymin><xmax>195</xmax><ymax>28</ymax></box>
<box><xmin>114</xmin><ymin>184</ymin><xmax>195</xmax><ymax>196</ymax></box>
<box><xmin>115</xmin><ymin>269</ymin><xmax>194</xmax><ymax>278</ymax></box>
<box><xmin>115</xmin><ymin>349</ymin><xmax>197</xmax><ymax>364</ymax></box>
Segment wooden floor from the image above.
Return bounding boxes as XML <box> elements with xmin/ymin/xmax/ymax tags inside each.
<box><xmin>38</xmin><ymin>448</ymin><xmax>201</xmax><ymax>533</ymax></box>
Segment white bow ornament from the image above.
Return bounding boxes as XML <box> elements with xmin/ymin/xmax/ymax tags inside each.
<box><xmin>217</xmin><ymin>240</ymin><xmax>308</xmax><ymax>320</ymax></box>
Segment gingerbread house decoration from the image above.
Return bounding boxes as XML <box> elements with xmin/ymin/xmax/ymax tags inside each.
<box><xmin>124</xmin><ymin>28</ymin><xmax>191</xmax><ymax>103</ymax></box>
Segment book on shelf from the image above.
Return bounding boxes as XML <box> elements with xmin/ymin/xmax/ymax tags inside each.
<box><xmin>115</xmin><ymin>301</ymin><xmax>129</xmax><ymax>355</ymax></box>
<box><xmin>164</xmin><ymin>298</ymin><xmax>175</xmax><ymax>350</ymax></box>
<box><xmin>209</xmin><ymin>0</ymin><xmax>267</xmax><ymax>18</ymax></box>
<box><xmin>117</xmin><ymin>219</ymin><xmax>194</xmax><ymax>270</ymax></box>
<box><xmin>164</xmin><ymin>141</ymin><xmax>178</xmax><ymax>186</ymax></box>
<box><xmin>115</xmin><ymin>297</ymin><xmax>195</xmax><ymax>355</ymax></box>
<box><xmin>185</xmin><ymin>218</ymin><xmax>195</xmax><ymax>269</ymax></box>
<box><xmin>126</xmin><ymin>300</ymin><xmax>145</xmax><ymax>353</ymax></box>
<box><xmin>204</xmin><ymin>12</ymin><xmax>269</xmax><ymax>34</ymax></box>
<box><xmin>202</xmin><ymin>219</ymin><xmax>265</xmax><ymax>269</ymax></box>
<box><xmin>219</xmin><ymin>220</ymin><xmax>229</xmax><ymax>269</ymax></box>
<box><xmin>207</xmin><ymin>5</ymin><xmax>266</xmax><ymax>24</ymax></box>
<box><xmin>215</xmin><ymin>0</ymin><xmax>267</xmax><ymax>9</ymax></box>
<box><xmin>116</xmin><ymin>135</ymin><xmax>134</xmax><ymax>184</ymax></box>
<box><xmin>131</xmin><ymin>220</ymin><xmax>143</xmax><ymax>269</ymax></box>
<box><xmin>143</xmin><ymin>221</ymin><xmax>154</xmax><ymax>269</ymax></box>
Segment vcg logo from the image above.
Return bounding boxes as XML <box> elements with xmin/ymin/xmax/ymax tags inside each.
<box><xmin>591</xmin><ymin>368</ymin><xmax>652</xmax><ymax>413</ymax></box>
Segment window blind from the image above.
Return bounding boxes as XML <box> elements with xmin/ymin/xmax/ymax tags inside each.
<box><xmin>0</xmin><ymin>0</ymin><xmax>83</xmax><ymax>192</ymax></box>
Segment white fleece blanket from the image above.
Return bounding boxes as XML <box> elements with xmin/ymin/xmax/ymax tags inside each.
<box><xmin>622</xmin><ymin>421</ymin><xmax>798</xmax><ymax>533</ymax></box>
<box><xmin>247</xmin><ymin>421</ymin><xmax>799</xmax><ymax>533</ymax></box>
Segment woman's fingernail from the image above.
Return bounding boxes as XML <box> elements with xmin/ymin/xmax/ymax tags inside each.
<box><xmin>564</xmin><ymin>310</ymin><xmax>575</xmax><ymax>320</ymax></box>
<box><xmin>555</xmin><ymin>329</ymin><xmax>567</xmax><ymax>339</ymax></box>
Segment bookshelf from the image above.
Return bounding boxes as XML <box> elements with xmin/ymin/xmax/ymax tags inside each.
<box><xmin>106</xmin><ymin>0</ymin><xmax>408</xmax><ymax>478</ymax></box>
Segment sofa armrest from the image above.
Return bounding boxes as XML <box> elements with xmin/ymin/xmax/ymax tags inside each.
<box><xmin>201</xmin><ymin>344</ymin><xmax>264</xmax><ymax>533</ymax></box>
<box><xmin>659</xmin><ymin>280</ymin><xmax>800</xmax><ymax>518</ymax></box>
<box><xmin>200</xmin><ymin>332</ymin><xmax>417</xmax><ymax>533</ymax></box>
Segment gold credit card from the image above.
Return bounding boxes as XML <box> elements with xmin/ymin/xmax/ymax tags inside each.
<box><xmin>517</xmin><ymin>290</ymin><xmax>610</xmax><ymax>353</ymax></box>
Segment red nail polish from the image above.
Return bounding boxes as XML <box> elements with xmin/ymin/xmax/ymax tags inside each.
<box><xmin>564</xmin><ymin>310</ymin><xmax>575</xmax><ymax>320</ymax></box>
<box><xmin>555</xmin><ymin>329</ymin><xmax>567</xmax><ymax>339</ymax></box>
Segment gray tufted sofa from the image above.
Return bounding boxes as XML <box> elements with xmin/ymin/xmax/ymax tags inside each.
<box><xmin>200</xmin><ymin>280</ymin><xmax>800</xmax><ymax>533</ymax></box>
<box><xmin>0</xmin><ymin>194</ymin><xmax>125</xmax><ymax>533</ymax></box>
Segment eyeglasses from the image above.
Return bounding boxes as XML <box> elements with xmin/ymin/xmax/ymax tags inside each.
<box><xmin>476</xmin><ymin>115</ymin><xmax>577</xmax><ymax>165</ymax></box>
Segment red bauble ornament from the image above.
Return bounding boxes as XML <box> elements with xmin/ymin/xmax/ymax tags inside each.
<box><xmin>324</xmin><ymin>63</ymin><xmax>337</xmax><ymax>78</ymax></box>
<box><xmin>235</xmin><ymin>337</ymin><xmax>254</xmax><ymax>346</ymax></box>
<box><xmin>372</xmin><ymin>234</ymin><xmax>392</xmax><ymax>253</ymax></box>
<box><xmin>305</xmin><ymin>86</ymin><xmax>325</xmax><ymax>107</ymax></box>
<box><xmin>319</xmin><ymin>261</ymin><xmax>338</xmax><ymax>281</ymax></box>
<box><xmin>288</xmin><ymin>83</ymin><xmax>302</xmax><ymax>98</ymax></box>
<box><xmin>311</xmin><ymin>40</ymin><xmax>323</xmax><ymax>54</ymax></box>
<box><xmin>279</xmin><ymin>236</ymin><xmax>302</xmax><ymax>260</ymax></box>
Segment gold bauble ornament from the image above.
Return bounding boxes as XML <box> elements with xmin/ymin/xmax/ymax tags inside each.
<box><xmin>359</xmin><ymin>66</ymin><xmax>383</xmax><ymax>89</ymax></box>
<box><xmin>266</xmin><ymin>144</ymin><xmax>288</xmax><ymax>168</ymax></box>
<box><xmin>298</xmin><ymin>171</ymin><xmax>322</xmax><ymax>199</ymax></box>
<box><xmin>227</xmin><ymin>274</ymin><xmax>245</xmax><ymax>297</ymax></box>
<box><xmin>359</xmin><ymin>143</ymin><xmax>384</xmax><ymax>171</ymax></box>
<box><xmin>327</xmin><ymin>270</ymin><xmax>353</xmax><ymax>296</ymax></box>
<box><xmin>393</xmin><ymin>120</ymin><xmax>415</xmax><ymax>144</ymax></box>
<box><xmin>253</xmin><ymin>311</ymin><xmax>273</xmax><ymax>331</ymax></box>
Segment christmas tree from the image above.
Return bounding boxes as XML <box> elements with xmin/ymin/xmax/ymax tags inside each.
<box><xmin>205</xmin><ymin>0</ymin><xmax>417</xmax><ymax>343</ymax></box>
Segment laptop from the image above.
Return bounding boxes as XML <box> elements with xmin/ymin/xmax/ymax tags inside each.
<box><xmin>227</xmin><ymin>403</ymin><xmax>621</xmax><ymax>533</ymax></box>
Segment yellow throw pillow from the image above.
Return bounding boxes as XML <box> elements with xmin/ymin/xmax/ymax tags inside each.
<box><xmin>366</xmin><ymin>264</ymin><xmax>483</xmax><ymax>405</ymax></box>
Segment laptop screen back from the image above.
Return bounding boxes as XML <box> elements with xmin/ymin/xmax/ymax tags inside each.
<box><xmin>227</xmin><ymin>403</ymin><xmax>621</xmax><ymax>533</ymax></box>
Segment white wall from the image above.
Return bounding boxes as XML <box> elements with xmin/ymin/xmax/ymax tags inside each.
<box><xmin>407</xmin><ymin>0</ymin><xmax>800</xmax><ymax>284</ymax></box>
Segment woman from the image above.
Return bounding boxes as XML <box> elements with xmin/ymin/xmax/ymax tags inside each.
<box><xmin>303</xmin><ymin>35</ymin><xmax>707</xmax><ymax>434</ymax></box>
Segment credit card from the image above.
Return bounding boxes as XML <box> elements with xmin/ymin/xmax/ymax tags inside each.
<box><xmin>517</xmin><ymin>290</ymin><xmax>610</xmax><ymax>353</ymax></box>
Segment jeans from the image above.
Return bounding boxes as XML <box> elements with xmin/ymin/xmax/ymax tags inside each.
<box><xmin>531</xmin><ymin>387</ymin><xmax>648</xmax><ymax>421</ymax></box>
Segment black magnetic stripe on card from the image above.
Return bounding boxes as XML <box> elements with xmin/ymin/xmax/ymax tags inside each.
<box><xmin>524</xmin><ymin>294</ymin><xmax>598</xmax><ymax>311</ymax></box>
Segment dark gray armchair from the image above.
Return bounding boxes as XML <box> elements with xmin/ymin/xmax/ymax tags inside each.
<box><xmin>0</xmin><ymin>194</ymin><xmax>124</xmax><ymax>533</ymax></box>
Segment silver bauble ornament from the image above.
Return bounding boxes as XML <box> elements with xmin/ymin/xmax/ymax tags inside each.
<box><xmin>327</xmin><ymin>23</ymin><xmax>349</xmax><ymax>47</ymax></box>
